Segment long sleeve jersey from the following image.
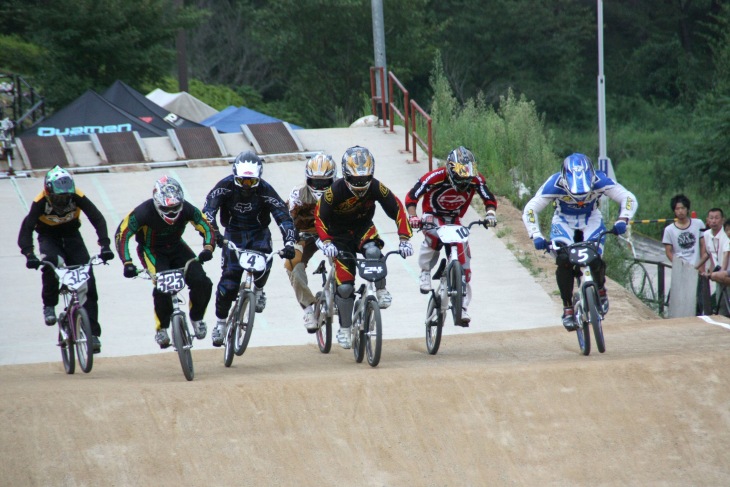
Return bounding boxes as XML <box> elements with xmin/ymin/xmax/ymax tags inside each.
<box><xmin>522</xmin><ymin>171</ymin><xmax>638</xmax><ymax>238</ymax></box>
<box><xmin>202</xmin><ymin>176</ymin><xmax>296</xmax><ymax>243</ymax></box>
<box><xmin>115</xmin><ymin>199</ymin><xmax>214</xmax><ymax>263</ymax></box>
<box><xmin>405</xmin><ymin>166</ymin><xmax>497</xmax><ymax>219</ymax></box>
<box><xmin>18</xmin><ymin>189</ymin><xmax>110</xmax><ymax>255</ymax></box>
<box><xmin>315</xmin><ymin>178</ymin><xmax>412</xmax><ymax>242</ymax></box>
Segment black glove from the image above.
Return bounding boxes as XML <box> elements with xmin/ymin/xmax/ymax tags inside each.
<box><xmin>123</xmin><ymin>263</ymin><xmax>138</xmax><ymax>278</ymax></box>
<box><xmin>198</xmin><ymin>248</ymin><xmax>213</xmax><ymax>263</ymax></box>
<box><xmin>100</xmin><ymin>245</ymin><xmax>115</xmax><ymax>262</ymax></box>
<box><xmin>25</xmin><ymin>253</ymin><xmax>41</xmax><ymax>270</ymax></box>
<box><xmin>215</xmin><ymin>233</ymin><xmax>225</xmax><ymax>248</ymax></box>
<box><xmin>281</xmin><ymin>242</ymin><xmax>296</xmax><ymax>260</ymax></box>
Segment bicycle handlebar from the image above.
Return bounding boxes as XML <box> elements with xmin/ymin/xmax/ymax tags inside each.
<box><xmin>546</xmin><ymin>226</ymin><xmax>619</xmax><ymax>251</ymax></box>
<box><xmin>419</xmin><ymin>219</ymin><xmax>490</xmax><ymax>231</ymax></box>
<box><xmin>136</xmin><ymin>257</ymin><xmax>199</xmax><ymax>281</ymax></box>
<box><xmin>222</xmin><ymin>238</ymin><xmax>286</xmax><ymax>259</ymax></box>
<box><xmin>39</xmin><ymin>254</ymin><xmax>105</xmax><ymax>271</ymax></box>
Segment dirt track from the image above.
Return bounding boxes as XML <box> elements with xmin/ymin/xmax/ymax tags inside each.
<box><xmin>2</xmin><ymin>316</ymin><xmax>730</xmax><ymax>486</ymax></box>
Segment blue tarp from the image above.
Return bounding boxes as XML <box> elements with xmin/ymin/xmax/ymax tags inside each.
<box><xmin>201</xmin><ymin>106</ymin><xmax>301</xmax><ymax>133</ymax></box>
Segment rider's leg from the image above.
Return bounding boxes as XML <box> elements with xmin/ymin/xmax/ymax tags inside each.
<box><xmin>64</xmin><ymin>234</ymin><xmax>102</xmax><ymax>337</ymax></box>
<box><xmin>418</xmin><ymin>229</ymin><xmax>441</xmax><ymax>292</ymax></box>
<box><xmin>555</xmin><ymin>248</ymin><xmax>578</xmax><ymax>330</ymax></box>
<box><xmin>335</xmin><ymin>282</ymin><xmax>355</xmax><ymax>348</ymax></box>
<box><xmin>185</xmin><ymin>259</ymin><xmax>213</xmax><ymax>322</ymax></box>
<box><xmin>284</xmin><ymin>242</ymin><xmax>316</xmax><ymax>309</ymax></box>
<box><xmin>38</xmin><ymin>235</ymin><xmax>62</xmax><ymax>324</ymax></box>
<box><xmin>363</xmin><ymin>240</ymin><xmax>392</xmax><ymax>308</ymax></box>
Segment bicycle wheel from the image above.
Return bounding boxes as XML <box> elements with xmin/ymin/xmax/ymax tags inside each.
<box><xmin>234</xmin><ymin>292</ymin><xmax>255</xmax><ymax>356</ymax></box>
<box><xmin>352</xmin><ymin>299</ymin><xmax>365</xmax><ymax>363</ymax></box>
<box><xmin>425</xmin><ymin>293</ymin><xmax>443</xmax><ymax>355</ymax></box>
<box><xmin>364</xmin><ymin>297</ymin><xmax>382</xmax><ymax>367</ymax></box>
<box><xmin>59</xmin><ymin>322</ymin><xmax>75</xmax><ymax>375</ymax></box>
<box><xmin>587</xmin><ymin>288</ymin><xmax>605</xmax><ymax>353</ymax></box>
<box><xmin>573</xmin><ymin>294</ymin><xmax>590</xmax><ymax>356</ymax></box>
<box><xmin>628</xmin><ymin>261</ymin><xmax>657</xmax><ymax>305</ymax></box>
<box><xmin>74</xmin><ymin>307</ymin><xmax>94</xmax><ymax>373</ymax></box>
<box><xmin>447</xmin><ymin>261</ymin><xmax>463</xmax><ymax>325</ymax></box>
<box><xmin>223</xmin><ymin>313</ymin><xmax>236</xmax><ymax>367</ymax></box>
<box><xmin>171</xmin><ymin>314</ymin><xmax>194</xmax><ymax>381</ymax></box>
<box><xmin>314</xmin><ymin>291</ymin><xmax>332</xmax><ymax>354</ymax></box>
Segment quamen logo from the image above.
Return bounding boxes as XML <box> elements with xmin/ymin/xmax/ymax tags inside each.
<box><xmin>37</xmin><ymin>124</ymin><xmax>133</xmax><ymax>137</ymax></box>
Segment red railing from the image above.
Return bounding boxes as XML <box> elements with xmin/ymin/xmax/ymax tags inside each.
<box><xmin>369</xmin><ymin>67</ymin><xmax>432</xmax><ymax>167</ymax></box>
<box><xmin>387</xmin><ymin>72</ymin><xmax>409</xmax><ymax>152</ymax></box>
<box><xmin>409</xmin><ymin>100</ymin><xmax>432</xmax><ymax>170</ymax></box>
<box><xmin>369</xmin><ymin>67</ymin><xmax>388</xmax><ymax>127</ymax></box>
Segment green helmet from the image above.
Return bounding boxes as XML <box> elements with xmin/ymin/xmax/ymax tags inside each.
<box><xmin>44</xmin><ymin>165</ymin><xmax>75</xmax><ymax>208</ymax></box>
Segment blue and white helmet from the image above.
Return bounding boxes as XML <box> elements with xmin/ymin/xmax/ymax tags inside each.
<box><xmin>559</xmin><ymin>153</ymin><xmax>597</xmax><ymax>202</ymax></box>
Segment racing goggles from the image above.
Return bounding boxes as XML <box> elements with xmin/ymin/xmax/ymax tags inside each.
<box><xmin>346</xmin><ymin>175</ymin><xmax>372</xmax><ymax>188</ymax></box>
<box><xmin>235</xmin><ymin>176</ymin><xmax>260</xmax><ymax>188</ymax></box>
<box><xmin>159</xmin><ymin>204</ymin><xmax>182</xmax><ymax>219</ymax></box>
<box><xmin>307</xmin><ymin>177</ymin><xmax>333</xmax><ymax>191</ymax></box>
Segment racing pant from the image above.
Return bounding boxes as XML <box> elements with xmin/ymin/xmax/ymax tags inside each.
<box><xmin>284</xmin><ymin>238</ymin><xmax>319</xmax><ymax>309</ymax></box>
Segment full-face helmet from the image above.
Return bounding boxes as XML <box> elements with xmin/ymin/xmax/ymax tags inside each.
<box><xmin>152</xmin><ymin>176</ymin><xmax>184</xmax><ymax>225</ymax></box>
<box><xmin>559</xmin><ymin>153</ymin><xmax>597</xmax><ymax>202</ymax></box>
<box><xmin>44</xmin><ymin>165</ymin><xmax>75</xmax><ymax>209</ymax></box>
<box><xmin>445</xmin><ymin>146</ymin><xmax>476</xmax><ymax>192</ymax></box>
<box><xmin>341</xmin><ymin>146</ymin><xmax>374</xmax><ymax>198</ymax></box>
<box><xmin>232</xmin><ymin>151</ymin><xmax>263</xmax><ymax>190</ymax></box>
<box><xmin>305</xmin><ymin>153</ymin><xmax>336</xmax><ymax>199</ymax></box>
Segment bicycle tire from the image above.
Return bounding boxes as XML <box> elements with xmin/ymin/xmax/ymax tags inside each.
<box><xmin>59</xmin><ymin>322</ymin><xmax>75</xmax><ymax>375</ymax></box>
<box><xmin>223</xmin><ymin>313</ymin><xmax>235</xmax><ymax>367</ymax></box>
<box><xmin>425</xmin><ymin>294</ymin><xmax>443</xmax><ymax>355</ymax></box>
<box><xmin>448</xmin><ymin>261</ymin><xmax>464</xmax><ymax>325</ymax></box>
<box><xmin>172</xmin><ymin>314</ymin><xmax>194</xmax><ymax>381</ymax></box>
<box><xmin>234</xmin><ymin>292</ymin><xmax>255</xmax><ymax>356</ymax></box>
<box><xmin>587</xmin><ymin>288</ymin><xmax>605</xmax><ymax>353</ymax></box>
<box><xmin>352</xmin><ymin>299</ymin><xmax>365</xmax><ymax>363</ymax></box>
<box><xmin>364</xmin><ymin>297</ymin><xmax>382</xmax><ymax>367</ymax></box>
<box><xmin>573</xmin><ymin>294</ymin><xmax>590</xmax><ymax>356</ymax></box>
<box><xmin>628</xmin><ymin>261</ymin><xmax>657</xmax><ymax>305</ymax></box>
<box><xmin>74</xmin><ymin>307</ymin><xmax>94</xmax><ymax>373</ymax></box>
<box><xmin>314</xmin><ymin>291</ymin><xmax>332</xmax><ymax>354</ymax></box>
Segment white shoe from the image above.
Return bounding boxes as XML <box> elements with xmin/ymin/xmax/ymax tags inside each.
<box><xmin>337</xmin><ymin>327</ymin><xmax>352</xmax><ymax>349</ymax></box>
<box><xmin>255</xmin><ymin>289</ymin><xmax>266</xmax><ymax>313</ymax></box>
<box><xmin>376</xmin><ymin>288</ymin><xmax>392</xmax><ymax>309</ymax></box>
<box><xmin>460</xmin><ymin>309</ymin><xmax>471</xmax><ymax>326</ymax></box>
<box><xmin>419</xmin><ymin>271</ymin><xmax>431</xmax><ymax>294</ymax></box>
<box><xmin>192</xmin><ymin>320</ymin><xmax>207</xmax><ymax>339</ymax></box>
<box><xmin>303</xmin><ymin>304</ymin><xmax>317</xmax><ymax>333</ymax></box>
<box><xmin>155</xmin><ymin>328</ymin><xmax>170</xmax><ymax>349</ymax></box>
<box><xmin>211</xmin><ymin>319</ymin><xmax>226</xmax><ymax>347</ymax></box>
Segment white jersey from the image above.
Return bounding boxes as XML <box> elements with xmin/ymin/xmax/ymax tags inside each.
<box><xmin>702</xmin><ymin>227</ymin><xmax>729</xmax><ymax>270</ymax></box>
<box><xmin>662</xmin><ymin>219</ymin><xmax>705</xmax><ymax>266</ymax></box>
<box><xmin>522</xmin><ymin>171</ymin><xmax>638</xmax><ymax>244</ymax></box>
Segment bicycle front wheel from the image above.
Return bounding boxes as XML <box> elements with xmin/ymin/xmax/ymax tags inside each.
<box><xmin>234</xmin><ymin>292</ymin><xmax>256</xmax><ymax>356</ymax></box>
<box><xmin>587</xmin><ymin>288</ymin><xmax>605</xmax><ymax>353</ymax></box>
<box><xmin>425</xmin><ymin>294</ymin><xmax>443</xmax><ymax>355</ymax></box>
<box><xmin>573</xmin><ymin>293</ymin><xmax>590</xmax><ymax>356</ymax></box>
<box><xmin>171</xmin><ymin>314</ymin><xmax>194</xmax><ymax>381</ymax></box>
<box><xmin>223</xmin><ymin>314</ymin><xmax>236</xmax><ymax>367</ymax></box>
<box><xmin>448</xmin><ymin>261</ymin><xmax>464</xmax><ymax>326</ymax></box>
<box><xmin>59</xmin><ymin>322</ymin><xmax>75</xmax><ymax>375</ymax></box>
<box><xmin>314</xmin><ymin>291</ymin><xmax>332</xmax><ymax>354</ymax></box>
<box><xmin>74</xmin><ymin>307</ymin><xmax>94</xmax><ymax>373</ymax></box>
<box><xmin>364</xmin><ymin>297</ymin><xmax>382</xmax><ymax>367</ymax></box>
<box><xmin>352</xmin><ymin>299</ymin><xmax>365</xmax><ymax>363</ymax></box>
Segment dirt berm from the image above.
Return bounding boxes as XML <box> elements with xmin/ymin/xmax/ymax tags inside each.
<box><xmin>2</xmin><ymin>315</ymin><xmax>730</xmax><ymax>486</ymax></box>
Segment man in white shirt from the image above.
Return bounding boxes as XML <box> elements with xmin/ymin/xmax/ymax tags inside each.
<box><xmin>695</xmin><ymin>208</ymin><xmax>728</xmax><ymax>312</ymax></box>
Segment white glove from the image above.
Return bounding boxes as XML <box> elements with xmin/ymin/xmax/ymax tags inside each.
<box><xmin>399</xmin><ymin>239</ymin><xmax>414</xmax><ymax>258</ymax></box>
<box><xmin>485</xmin><ymin>210</ymin><xmax>497</xmax><ymax>228</ymax></box>
<box><xmin>321</xmin><ymin>241</ymin><xmax>338</xmax><ymax>258</ymax></box>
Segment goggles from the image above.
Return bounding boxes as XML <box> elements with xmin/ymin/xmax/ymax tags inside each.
<box><xmin>346</xmin><ymin>175</ymin><xmax>372</xmax><ymax>188</ymax></box>
<box><xmin>159</xmin><ymin>204</ymin><xmax>182</xmax><ymax>218</ymax></box>
<box><xmin>307</xmin><ymin>178</ymin><xmax>333</xmax><ymax>191</ymax></box>
<box><xmin>235</xmin><ymin>176</ymin><xmax>260</xmax><ymax>188</ymax></box>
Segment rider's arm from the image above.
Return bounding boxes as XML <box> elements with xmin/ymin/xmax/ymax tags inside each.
<box><xmin>375</xmin><ymin>180</ymin><xmax>412</xmax><ymax>240</ymax></box>
<box><xmin>602</xmin><ymin>178</ymin><xmax>639</xmax><ymax>222</ymax></box>
<box><xmin>185</xmin><ymin>202</ymin><xmax>216</xmax><ymax>248</ymax></box>
<box><xmin>202</xmin><ymin>181</ymin><xmax>228</xmax><ymax>237</ymax></box>
<box><xmin>261</xmin><ymin>183</ymin><xmax>297</xmax><ymax>244</ymax></box>
<box><xmin>314</xmin><ymin>189</ymin><xmax>334</xmax><ymax>243</ymax></box>
<box><xmin>76</xmin><ymin>191</ymin><xmax>111</xmax><ymax>247</ymax></box>
<box><xmin>17</xmin><ymin>196</ymin><xmax>45</xmax><ymax>256</ymax></box>
<box><xmin>474</xmin><ymin>172</ymin><xmax>498</xmax><ymax>212</ymax></box>
<box><xmin>115</xmin><ymin>210</ymin><xmax>141</xmax><ymax>264</ymax></box>
<box><xmin>522</xmin><ymin>178</ymin><xmax>556</xmax><ymax>239</ymax></box>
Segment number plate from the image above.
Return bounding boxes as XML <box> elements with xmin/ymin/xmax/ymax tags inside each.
<box><xmin>357</xmin><ymin>259</ymin><xmax>387</xmax><ymax>281</ymax></box>
<box><xmin>436</xmin><ymin>224</ymin><xmax>469</xmax><ymax>244</ymax></box>
<box><xmin>238</xmin><ymin>250</ymin><xmax>267</xmax><ymax>272</ymax></box>
<box><xmin>156</xmin><ymin>269</ymin><xmax>186</xmax><ymax>293</ymax></box>
<box><xmin>57</xmin><ymin>265</ymin><xmax>91</xmax><ymax>290</ymax></box>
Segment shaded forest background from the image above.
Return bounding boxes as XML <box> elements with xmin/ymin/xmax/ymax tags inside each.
<box><xmin>1</xmin><ymin>0</ymin><xmax>729</xmax><ymax>239</ymax></box>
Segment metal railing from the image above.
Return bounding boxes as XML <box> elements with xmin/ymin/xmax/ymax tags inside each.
<box><xmin>409</xmin><ymin>100</ymin><xmax>432</xmax><ymax>169</ymax></box>
<box><xmin>369</xmin><ymin>67</ymin><xmax>388</xmax><ymax>127</ymax></box>
<box><xmin>387</xmin><ymin>72</ymin><xmax>409</xmax><ymax>152</ymax></box>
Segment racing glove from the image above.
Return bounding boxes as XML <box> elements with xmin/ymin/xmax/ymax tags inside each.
<box><xmin>25</xmin><ymin>253</ymin><xmax>41</xmax><ymax>270</ymax></box>
<box><xmin>399</xmin><ymin>239</ymin><xmax>414</xmax><ymax>258</ymax></box>
<box><xmin>532</xmin><ymin>235</ymin><xmax>547</xmax><ymax>251</ymax></box>
<box><xmin>321</xmin><ymin>241</ymin><xmax>338</xmax><ymax>258</ymax></box>
<box><xmin>100</xmin><ymin>245</ymin><xmax>115</xmax><ymax>262</ymax></box>
<box><xmin>613</xmin><ymin>220</ymin><xmax>628</xmax><ymax>235</ymax></box>
<box><xmin>484</xmin><ymin>210</ymin><xmax>497</xmax><ymax>228</ymax></box>
<box><xmin>198</xmin><ymin>248</ymin><xmax>213</xmax><ymax>263</ymax></box>
<box><xmin>281</xmin><ymin>242</ymin><xmax>296</xmax><ymax>260</ymax></box>
<box><xmin>123</xmin><ymin>262</ymin><xmax>138</xmax><ymax>278</ymax></box>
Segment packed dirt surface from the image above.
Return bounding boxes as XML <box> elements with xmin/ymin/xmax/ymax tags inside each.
<box><xmin>3</xmin><ymin>199</ymin><xmax>729</xmax><ymax>486</ymax></box>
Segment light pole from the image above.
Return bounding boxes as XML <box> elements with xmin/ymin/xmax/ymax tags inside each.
<box><xmin>597</xmin><ymin>0</ymin><xmax>614</xmax><ymax>181</ymax></box>
<box><xmin>372</xmin><ymin>0</ymin><xmax>387</xmax><ymax>119</ymax></box>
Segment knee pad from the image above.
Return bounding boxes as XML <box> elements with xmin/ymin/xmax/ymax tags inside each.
<box><xmin>362</xmin><ymin>241</ymin><xmax>382</xmax><ymax>259</ymax></box>
<box><xmin>336</xmin><ymin>283</ymin><xmax>354</xmax><ymax>299</ymax></box>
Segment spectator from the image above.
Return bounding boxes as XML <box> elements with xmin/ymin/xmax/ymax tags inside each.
<box><xmin>709</xmin><ymin>219</ymin><xmax>730</xmax><ymax>317</ymax></box>
<box><xmin>695</xmin><ymin>208</ymin><xmax>728</xmax><ymax>312</ymax></box>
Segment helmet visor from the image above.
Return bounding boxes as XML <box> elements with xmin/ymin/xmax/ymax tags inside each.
<box><xmin>50</xmin><ymin>194</ymin><xmax>73</xmax><ymax>207</ymax></box>
<box><xmin>346</xmin><ymin>175</ymin><xmax>372</xmax><ymax>188</ymax></box>
<box><xmin>235</xmin><ymin>176</ymin><xmax>260</xmax><ymax>188</ymax></box>
<box><xmin>158</xmin><ymin>204</ymin><xmax>182</xmax><ymax>220</ymax></box>
<box><xmin>307</xmin><ymin>177</ymin><xmax>333</xmax><ymax>191</ymax></box>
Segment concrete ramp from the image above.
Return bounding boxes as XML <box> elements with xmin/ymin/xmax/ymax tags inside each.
<box><xmin>243</xmin><ymin>121</ymin><xmax>304</xmax><ymax>154</ymax></box>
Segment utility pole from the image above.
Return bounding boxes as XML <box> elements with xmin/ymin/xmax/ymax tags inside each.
<box><xmin>597</xmin><ymin>0</ymin><xmax>614</xmax><ymax>181</ymax></box>
<box><xmin>371</xmin><ymin>0</ymin><xmax>387</xmax><ymax>121</ymax></box>
<box><xmin>174</xmin><ymin>0</ymin><xmax>189</xmax><ymax>92</ymax></box>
